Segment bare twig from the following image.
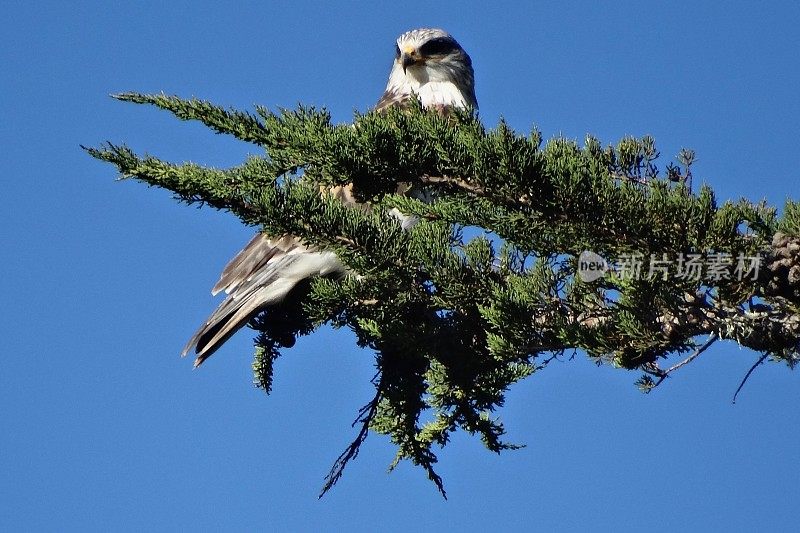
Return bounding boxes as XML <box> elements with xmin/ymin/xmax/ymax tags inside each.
<box><xmin>649</xmin><ymin>333</ymin><xmax>718</xmax><ymax>390</ymax></box>
<box><xmin>732</xmin><ymin>353</ymin><xmax>770</xmax><ymax>404</ymax></box>
<box><xmin>319</xmin><ymin>373</ymin><xmax>384</xmax><ymax>498</ymax></box>
<box><xmin>534</xmin><ymin>350</ymin><xmax>565</xmax><ymax>371</ymax></box>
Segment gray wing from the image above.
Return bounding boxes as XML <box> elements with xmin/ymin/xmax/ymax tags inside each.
<box><xmin>183</xmin><ymin>234</ymin><xmax>345</xmax><ymax>367</ymax></box>
<box><xmin>185</xmin><ymin>87</ymin><xmax>416</xmax><ymax>366</ymax></box>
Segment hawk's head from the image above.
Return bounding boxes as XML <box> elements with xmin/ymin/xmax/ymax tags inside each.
<box><xmin>377</xmin><ymin>28</ymin><xmax>477</xmax><ymax>111</ymax></box>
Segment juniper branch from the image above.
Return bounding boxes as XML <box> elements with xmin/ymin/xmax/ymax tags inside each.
<box><xmin>87</xmin><ymin>93</ymin><xmax>800</xmax><ymax>497</ymax></box>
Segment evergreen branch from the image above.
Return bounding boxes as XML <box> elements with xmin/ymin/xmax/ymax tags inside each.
<box><xmin>420</xmin><ymin>174</ymin><xmax>491</xmax><ymax>199</ymax></box>
<box><xmin>89</xmin><ymin>94</ymin><xmax>800</xmax><ymax>497</ymax></box>
<box><xmin>112</xmin><ymin>92</ymin><xmax>272</xmax><ymax>145</ymax></box>
<box><xmin>83</xmin><ymin>143</ymin><xmax>268</xmax><ymax>224</ymax></box>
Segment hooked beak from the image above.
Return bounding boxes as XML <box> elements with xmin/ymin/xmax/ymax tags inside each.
<box><xmin>401</xmin><ymin>48</ymin><xmax>421</xmax><ymax>72</ymax></box>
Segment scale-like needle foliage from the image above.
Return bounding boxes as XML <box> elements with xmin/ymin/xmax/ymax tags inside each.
<box><xmin>86</xmin><ymin>93</ymin><xmax>800</xmax><ymax>497</ymax></box>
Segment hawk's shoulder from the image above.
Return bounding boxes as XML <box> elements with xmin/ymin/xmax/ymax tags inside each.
<box><xmin>374</xmin><ymin>89</ymin><xmax>413</xmax><ymax>113</ymax></box>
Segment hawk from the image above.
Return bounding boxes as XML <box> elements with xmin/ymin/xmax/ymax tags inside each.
<box><xmin>182</xmin><ymin>28</ymin><xmax>478</xmax><ymax>366</ymax></box>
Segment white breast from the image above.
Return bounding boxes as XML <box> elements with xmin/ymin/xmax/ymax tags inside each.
<box><xmin>385</xmin><ymin>62</ymin><xmax>471</xmax><ymax>110</ymax></box>
<box><xmin>416</xmin><ymin>81</ymin><xmax>469</xmax><ymax>108</ymax></box>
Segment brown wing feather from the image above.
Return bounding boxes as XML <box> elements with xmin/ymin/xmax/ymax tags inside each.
<box><xmin>373</xmin><ymin>88</ymin><xmax>413</xmax><ymax>113</ymax></box>
<box><xmin>185</xmin><ymin>41</ymin><xmax>454</xmax><ymax>366</ymax></box>
<box><xmin>184</xmin><ymin>235</ymin><xmax>341</xmax><ymax>366</ymax></box>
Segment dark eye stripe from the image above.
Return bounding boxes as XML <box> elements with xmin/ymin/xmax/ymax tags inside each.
<box><xmin>418</xmin><ymin>37</ymin><xmax>457</xmax><ymax>56</ymax></box>
<box><xmin>395</xmin><ymin>44</ymin><xmax>401</xmax><ymax>58</ymax></box>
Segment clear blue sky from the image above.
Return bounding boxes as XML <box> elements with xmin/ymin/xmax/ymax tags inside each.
<box><xmin>2</xmin><ymin>1</ymin><xmax>798</xmax><ymax>531</ymax></box>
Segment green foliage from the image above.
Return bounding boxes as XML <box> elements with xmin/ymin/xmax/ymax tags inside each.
<box><xmin>778</xmin><ymin>200</ymin><xmax>800</xmax><ymax>235</ymax></box>
<box><xmin>87</xmin><ymin>92</ymin><xmax>800</xmax><ymax>497</ymax></box>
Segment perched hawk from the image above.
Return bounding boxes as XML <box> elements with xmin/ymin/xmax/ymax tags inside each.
<box><xmin>182</xmin><ymin>28</ymin><xmax>478</xmax><ymax>366</ymax></box>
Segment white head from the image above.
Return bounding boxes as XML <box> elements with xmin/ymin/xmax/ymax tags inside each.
<box><xmin>376</xmin><ymin>28</ymin><xmax>478</xmax><ymax>111</ymax></box>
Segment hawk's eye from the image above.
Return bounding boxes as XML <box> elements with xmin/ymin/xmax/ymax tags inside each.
<box><xmin>418</xmin><ymin>37</ymin><xmax>457</xmax><ymax>56</ymax></box>
<box><xmin>395</xmin><ymin>44</ymin><xmax>401</xmax><ymax>58</ymax></box>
